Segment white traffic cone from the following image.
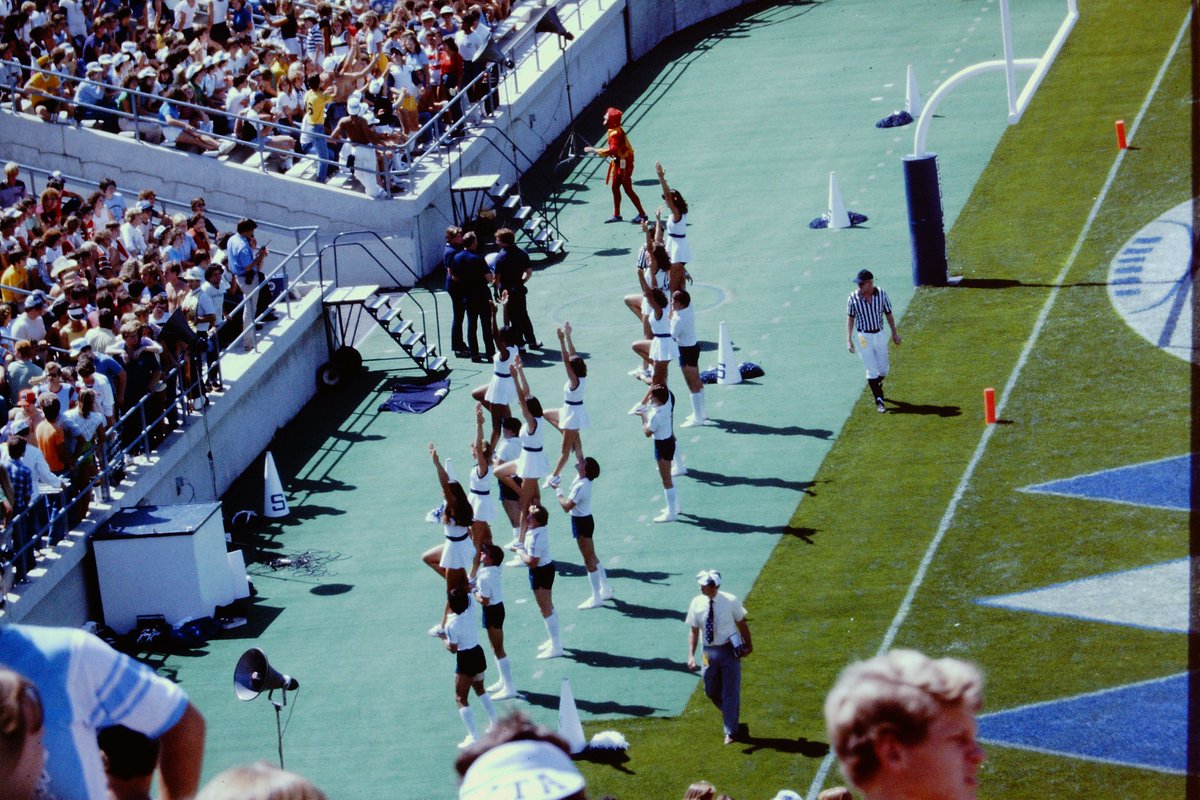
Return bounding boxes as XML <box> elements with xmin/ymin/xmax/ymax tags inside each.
<box><xmin>558</xmin><ymin>677</ymin><xmax>587</xmax><ymax>754</ymax></box>
<box><xmin>716</xmin><ymin>321</ymin><xmax>741</xmax><ymax>386</ymax></box>
<box><xmin>905</xmin><ymin>64</ymin><xmax>924</xmax><ymax>118</ymax></box>
<box><xmin>262</xmin><ymin>452</ymin><xmax>289</xmax><ymax>518</ymax></box>
<box><xmin>827</xmin><ymin>171</ymin><xmax>851</xmax><ymax>230</ymax></box>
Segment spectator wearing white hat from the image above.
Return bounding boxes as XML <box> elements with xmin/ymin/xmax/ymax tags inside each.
<box><xmin>455</xmin><ymin>713</ymin><xmax>588</xmax><ymax>800</ymax></box>
<box><xmin>439</xmin><ymin>5</ymin><xmax>459</xmax><ymax>38</ymax></box>
<box><xmin>685</xmin><ymin>569</ymin><xmax>752</xmax><ymax>744</ymax></box>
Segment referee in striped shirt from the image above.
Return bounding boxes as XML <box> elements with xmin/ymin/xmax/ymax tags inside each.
<box><xmin>846</xmin><ymin>269</ymin><xmax>901</xmax><ymax>413</ymax></box>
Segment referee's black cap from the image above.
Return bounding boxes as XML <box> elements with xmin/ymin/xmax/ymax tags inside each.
<box><xmin>853</xmin><ymin>269</ymin><xmax>874</xmax><ymax>284</ymax></box>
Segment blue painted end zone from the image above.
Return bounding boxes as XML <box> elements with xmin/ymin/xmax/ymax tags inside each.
<box><xmin>978</xmin><ymin>673</ymin><xmax>1187</xmax><ymax>774</ymax></box>
<box><xmin>1020</xmin><ymin>455</ymin><xmax>1190</xmax><ymax>511</ymax></box>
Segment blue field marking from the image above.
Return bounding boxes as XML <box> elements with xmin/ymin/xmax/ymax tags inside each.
<box><xmin>978</xmin><ymin>673</ymin><xmax>1187</xmax><ymax>775</ymax></box>
<box><xmin>977</xmin><ymin>558</ymin><xmax>1187</xmax><ymax>633</ymax></box>
<box><xmin>1019</xmin><ymin>454</ymin><xmax>1190</xmax><ymax>511</ymax></box>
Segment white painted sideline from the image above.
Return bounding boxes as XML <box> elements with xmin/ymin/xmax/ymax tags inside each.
<box><xmin>805</xmin><ymin>7</ymin><xmax>1193</xmax><ymax>797</ymax></box>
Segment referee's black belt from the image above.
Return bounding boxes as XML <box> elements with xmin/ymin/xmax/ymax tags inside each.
<box><xmin>858</xmin><ymin>328</ymin><xmax>881</xmax><ymax>334</ymax></box>
<box><xmin>445</xmin><ymin>531</ymin><xmax>470</xmax><ymax>542</ymax></box>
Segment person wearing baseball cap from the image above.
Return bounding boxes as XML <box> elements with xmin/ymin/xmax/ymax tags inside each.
<box><xmin>685</xmin><ymin>569</ymin><xmax>753</xmax><ymax>744</ymax></box>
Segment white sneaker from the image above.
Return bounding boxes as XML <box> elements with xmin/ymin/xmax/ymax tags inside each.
<box><xmin>543</xmin><ymin>475</ymin><xmax>561</xmax><ymax>489</ymax></box>
<box><xmin>654</xmin><ymin>508</ymin><xmax>677</xmax><ymax>523</ymax></box>
<box><xmin>536</xmin><ymin>647</ymin><xmax>564</xmax><ymax>660</ymax></box>
<box><xmin>578</xmin><ymin>596</ymin><xmax>602</xmax><ymax>610</ymax></box>
<box><xmin>538</xmin><ymin>638</ymin><xmax>553</xmax><ymax>651</ymax></box>
<box><xmin>600</xmin><ymin>586</ymin><xmax>614</xmax><ymax>601</ymax></box>
<box><xmin>504</xmin><ymin>538</ymin><xmax>522</xmax><ymax>551</ymax></box>
<box><xmin>680</xmin><ymin>415</ymin><xmax>705</xmax><ymax>428</ymax></box>
<box><xmin>490</xmin><ymin>686</ymin><xmax>519</xmax><ymax>700</ymax></box>
<box><xmin>504</xmin><ymin>555</ymin><xmax>524</xmax><ymax>567</ymax></box>
<box><xmin>428</xmin><ymin>624</ymin><xmax>446</xmax><ymax>638</ymax></box>
<box><xmin>458</xmin><ymin>734</ymin><xmax>476</xmax><ymax>749</ymax></box>
<box><xmin>671</xmin><ymin>461</ymin><xmax>687</xmax><ymax>477</ymax></box>
<box><xmin>627</xmin><ymin>365</ymin><xmax>645</xmax><ymax>376</ymax></box>
<box><xmin>373</xmin><ymin>187</ymin><xmax>390</xmax><ymax>199</ymax></box>
<box><xmin>485</xmin><ymin>679</ymin><xmax>504</xmax><ymax>693</ymax></box>
<box><xmin>628</xmin><ymin>403</ymin><xmax>647</xmax><ymax>416</ymax></box>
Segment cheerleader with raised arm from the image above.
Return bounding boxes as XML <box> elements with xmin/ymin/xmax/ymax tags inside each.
<box><xmin>424</xmin><ymin>443</ymin><xmax>476</xmax><ymax>636</ymax></box>
<box><xmin>540</xmin><ymin>322</ymin><xmax>588</xmax><ymax>490</ymax></box>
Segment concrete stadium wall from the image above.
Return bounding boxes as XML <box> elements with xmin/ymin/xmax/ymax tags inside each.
<box><xmin>5</xmin><ymin>289</ymin><xmax>329</xmax><ymax>626</ymax></box>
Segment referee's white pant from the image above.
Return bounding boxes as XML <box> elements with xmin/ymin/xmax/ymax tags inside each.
<box><xmin>855</xmin><ymin>329</ymin><xmax>889</xmax><ymax>380</ymax></box>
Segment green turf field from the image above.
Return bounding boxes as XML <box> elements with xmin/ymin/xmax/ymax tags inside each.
<box><xmin>151</xmin><ymin>1</ymin><xmax>1191</xmax><ymax>798</ymax></box>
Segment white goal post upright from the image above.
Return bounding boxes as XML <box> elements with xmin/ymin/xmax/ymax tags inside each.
<box><xmin>905</xmin><ymin>0</ymin><xmax>1080</xmax><ymax>285</ymax></box>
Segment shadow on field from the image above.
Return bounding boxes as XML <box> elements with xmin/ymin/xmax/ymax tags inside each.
<box><xmin>677</xmin><ymin>513</ymin><xmax>794</xmax><ymax>536</ymax></box>
<box><xmin>684</xmin><ymin>468</ymin><xmax>818</xmax><ymax>494</ymax></box>
<box><xmin>738</xmin><ymin>733</ymin><xmax>830</xmax><ymax>758</ymax></box>
<box><xmin>884</xmin><ymin>398</ymin><xmax>961</xmax><ymax>417</ymax></box>
<box><xmin>606</xmin><ymin>567</ymin><xmax>674</xmax><ymax>583</ymax></box>
<box><xmin>520</xmin><ymin>690</ymin><xmax>663</xmax><ymax>718</ymax></box>
<box><xmin>567</xmin><ymin>647</ymin><xmax>693</xmax><ymax>674</ymax></box>
<box><xmin>708</xmin><ymin>418</ymin><xmax>834</xmax><ymax>439</ymax></box>
<box><xmin>610</xmin><ymin>597</ymin><xmax>687</xmax><ymax>622</ymax></box>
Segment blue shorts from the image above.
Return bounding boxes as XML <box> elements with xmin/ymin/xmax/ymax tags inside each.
<box><xmin>499</xmin><ymin>475</ymin><xmax>521</xmax><ymax>502</ymax></box>
<box><xmin>482</xmin><ymin>602</ymin><xmax>505</xmax><ymax>629</ymax></box>
<box><xmin>528</xmin><ymin>563</ymin><xmax>556</xmax><ymax>591</ymax></box>
<box><xmin>654</xmin><ymin>436</ymin><xmax>676</xmax><ymax>463</ymax></box>
<box><xmin>455</xmin><ymin>644</ymin><xmax>486</xmax><ymax>676</ymax></box>
<box><xmin>570</xmin><ymin>514</ymin><xmax>594</xmax><ymax>539</ymax></box>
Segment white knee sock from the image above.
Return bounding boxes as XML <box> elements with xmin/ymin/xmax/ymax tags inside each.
<box><xmin>690</xmin><ymin>391</ymin><xmax>704</xmax><ymax>420</ymax></box>
<box><xmin>666</xmin><ymin>487</ymin><xmax>678</xmax><ymax>513</ymax></box>
<box><xmin>479</xmin><ymin>694</ymin><xmax>498</xmax><ymax>725</ymax></box>
<box><xmin>459</xmin><ymin>706</ymin><xmax>478</xmax><ymax>740</ymax></box>
<box><xmin>498</xmin><ymin>656</ymin><xmax>514</xmax><ymax>691</ymax></box>
<box><xmin>597</xmin><ymin>564</ymin><xmax>611</xmax><ymax>594</ymax></box>
<box><xmin>587</xmin><ymin>569</ymin><xmax>602</xmax><ymax>602</ymax></box>
<box><xmin>544</xmin><ymin>611</ymin><xmax>561</xmax><ymax>649</ymax></box>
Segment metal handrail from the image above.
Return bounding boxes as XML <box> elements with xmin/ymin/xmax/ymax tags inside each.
<box><xmin>317</xmin><ymin>232</ymin><xmax>443</xmax><ymax>358</ymax></box>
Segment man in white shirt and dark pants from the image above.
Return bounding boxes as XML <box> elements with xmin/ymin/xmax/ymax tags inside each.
<box><xmin>686</xmin><ymin>569</ymin><xmax>752</xmax><ymax>744</ymax></box>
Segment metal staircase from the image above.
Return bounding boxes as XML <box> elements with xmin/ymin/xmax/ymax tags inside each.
<box><xmin>489</xmin><ymin>181</ymin><xmax>566</xmax><ymax>257</ymax></box>
<box><xmin>316</xmin><ymin>233</ymin><xmax>449</xmax><ymax>387</ymax></box>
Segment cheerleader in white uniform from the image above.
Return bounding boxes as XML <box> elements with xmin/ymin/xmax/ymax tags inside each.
<box><xmin>494</xmin><ymin>358</ymin><xmax>547</xmax><ymax>548</ymax></box>
<box><xmin>631</xmin><ymin>254</ymin><xmax>676</xmax><ymax>387</ymax></box>
<box><xmin>623</xmin><ymin>216</ymin><xmax>667</xmax><ymax>376</ymax></box>
<box><xmin>471</xmin><ymin>296</ymin><xmax>519</xmax><ymax>447</ymax></box>
<box><xmin>671</xmin><ymin>290</ymin><xmax>705</xmax><ymax>427</ymax></box>
<box><xmin>467</xmin><ymin>404</ymin><xmax>496</xmax><ymax>574</ymax></box>
<box><xmin>541</xmin><ymin>322</ymin><xmax>588</xmax><ymax>490</ymax></box>
<box><xmin>656</xmin><ymin>161</ymin><xmax>692</xmax><ymax>294</ymax></box>
<box><xmin>423</xmin><ymin>442</ymin><xmax>476</xmax><ymax>635</ymax></box>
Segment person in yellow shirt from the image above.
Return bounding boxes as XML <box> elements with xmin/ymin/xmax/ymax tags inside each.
<box><xmin>1</xmin><ymin>247</ymin><xmax>29</xmax><ymax>302</ymax></box>
<box><xmin>301</xmin><ymin>74</ymin><xmax>336</xmax><ymax>182</ymax></box>
<box><xmin>24</xmin><ymin>55</ymin><xmax>63</xmax><ymax>122</ymax></box>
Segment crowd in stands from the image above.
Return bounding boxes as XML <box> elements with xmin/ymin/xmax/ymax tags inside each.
<box><xmin>1</xmin><ymin>0</ymin><xmax>515</xmax><ymax>188</ymax></box>
<box><xmin>0</xmin><ymin>165</ymin><xmax>281</xmax><ymax>586</ymax></box>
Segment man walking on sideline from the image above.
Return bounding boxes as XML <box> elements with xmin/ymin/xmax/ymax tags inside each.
<box><xmin>685</xmin><ymin>569</ymin><xmax>752</xmax><ymax>744</ymax></box>
<box><xmin>846</xmin><ymin>269</ymin><xmax>900</xmax><ymax>413</ymax></box>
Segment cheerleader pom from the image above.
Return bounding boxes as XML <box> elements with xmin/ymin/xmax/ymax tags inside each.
<box><xmin>425</xmin><ymin>503</ymin><xmax>445</xmax><ymax>524</ymax></box>
<box><xmin>587</xmin><ymin>731</ymin><xmax>629</xmax><ymax>751</ymax></box>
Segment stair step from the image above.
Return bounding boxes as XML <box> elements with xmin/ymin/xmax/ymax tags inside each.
<box><xmin>523</xmin><ymin>215</ymin><xmax>546</xmax><ymax>232</ymax></box>
<box><xmin>401</xmin><ymin>330</ymin><xmax>424</xmax><ymax>348</ymax></box>
<box><xmin>493</xmin><ymin>182</ymin><xmax>513</xmax><ymax>201</ymax></box>
<box><xmin>532</xmin><ymin>227</ymin><xmax>551</xmax><ymax>245</ymax></box>
<box><xmin>547</xmin><ymin>239</ymin><xmax>565</xmax><ymax>254</ymax></box>
<box><xmin>364</xmin><ymin>294</ymin><xmax>390</xmax><ymax>311</ymax></box>
<box><xmin>426</xmin><ymin>356</ymin><xmax>449</xmax><ymax>372</ymax></box>
<box><xmin>503</xmin><ymin>195</ymin><xmax>522</xmax><ymax>211</ymax></box>
<box><xmin>392</xmin><ymin>318</ymin><xmax>414</xmax><ymax>336</ymax></box>
<box><xmin>378</xmin><ymin>306</ymin><xmax>403</xmax><ymax>324</ymax></box>
<box><xmin>412</xmin><ymin>344</ymin><xmax>429</xmax><ymax>359</ymax></box>
<box><xmin>512</xmin><ymin>205</ymin><xmax>532</xmax><ymax>222</ymax></box>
